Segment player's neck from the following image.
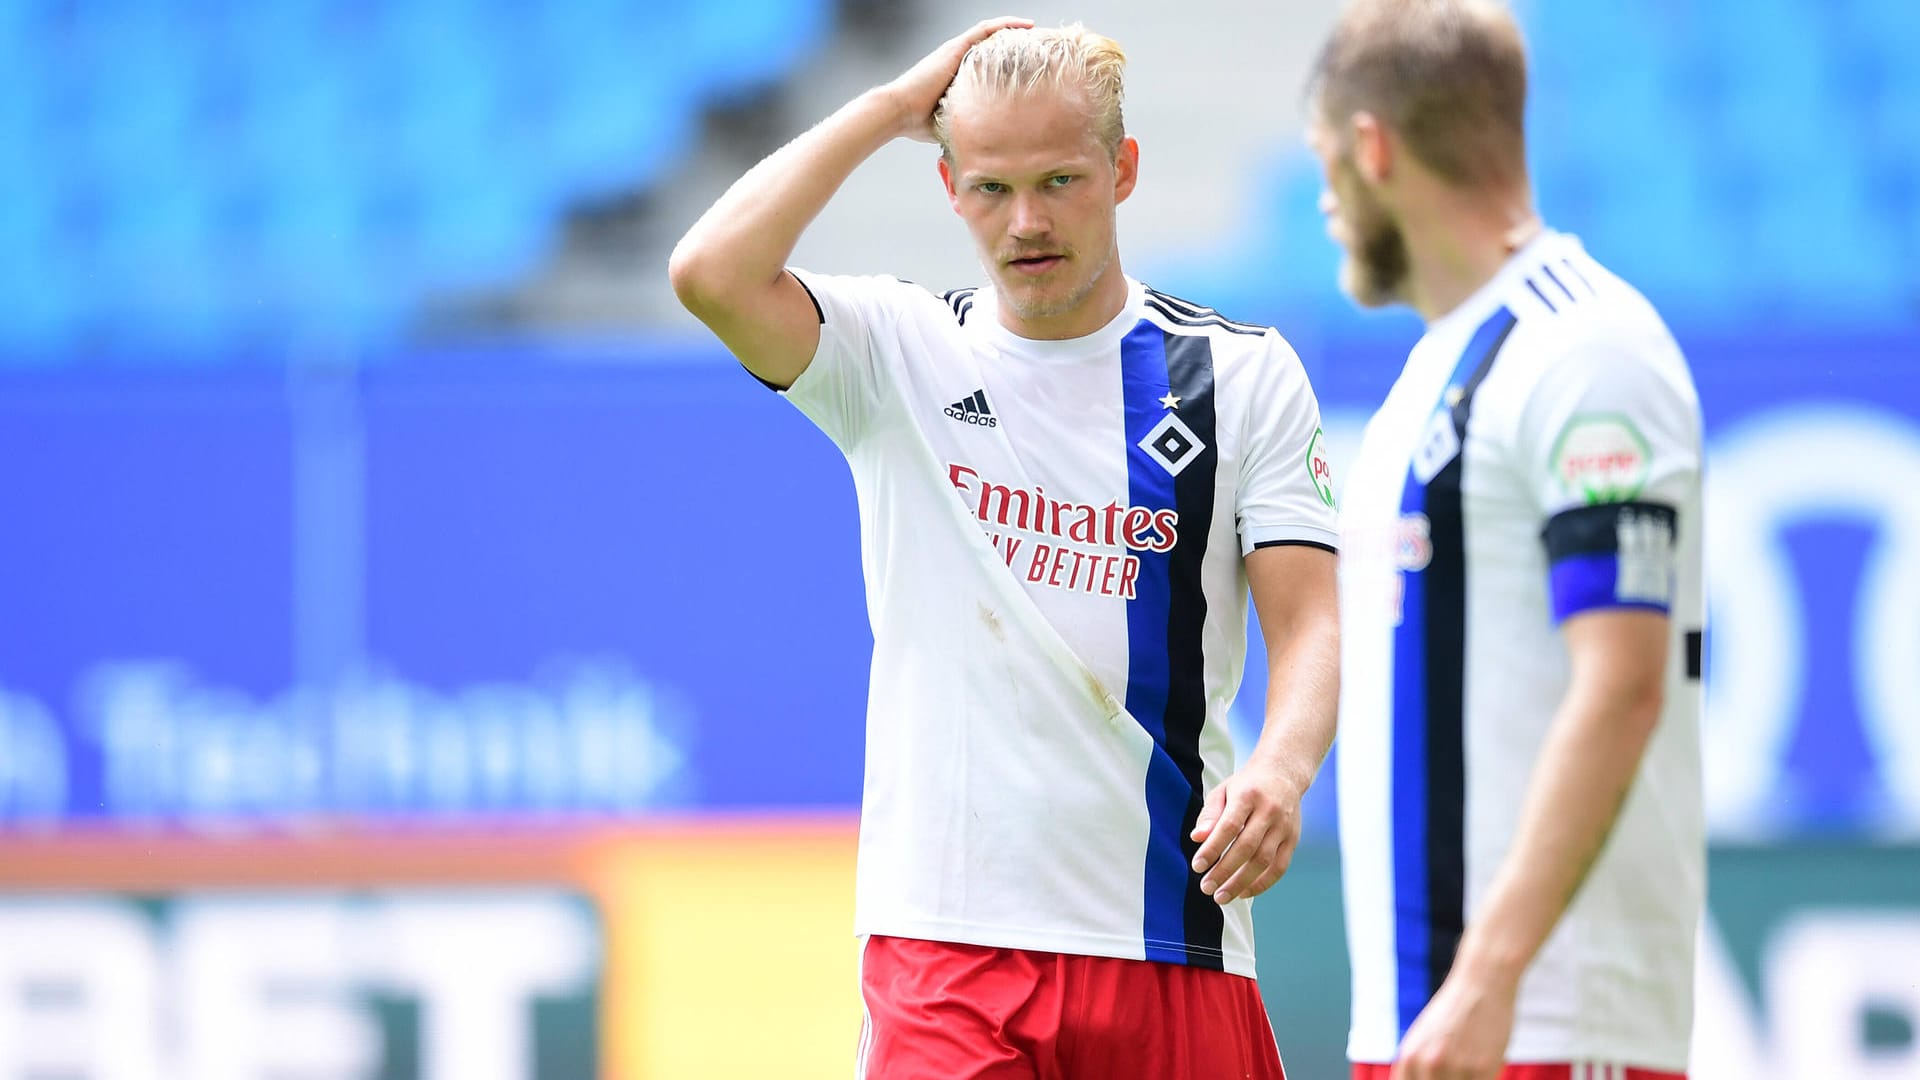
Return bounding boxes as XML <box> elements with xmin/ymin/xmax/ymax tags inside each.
<box><xmin>1404</xmin><ymin>188</ymin><xmax>1541</xmax><ymax>323</ymax></box>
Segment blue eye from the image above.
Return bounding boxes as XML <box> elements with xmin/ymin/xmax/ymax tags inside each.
<box><xmin>978</xmin><ymin>182</ymin><xmax>1008</xmax><ymax>194</ymax></box>
<box><xmin>1046</xmin><ymin>175</ymin><xmax>1074</xmax><ymax>187</ymax></box>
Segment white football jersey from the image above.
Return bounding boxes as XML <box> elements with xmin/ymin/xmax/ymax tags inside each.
<box><xmin>1337</xmin><ymin>232</ymin><xmax>1705</xmax><ymax>1069</ymax></box>
<box><xmin>781</xmin><ymin>269</ymin><xmax>1337</xmax><ymax>977</ymax></box>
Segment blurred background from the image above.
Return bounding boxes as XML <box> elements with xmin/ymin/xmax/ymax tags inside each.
<box><xmin>0</xmin><ymin>0</ymin><xmax>1916</xmax><ymax>1077</ymax></box>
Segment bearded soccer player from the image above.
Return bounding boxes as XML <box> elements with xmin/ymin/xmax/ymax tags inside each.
<box><xmin>671</xmin><ymin>17</ymin><xmax>1340</xmax><ymax>1080</ymax></box>
<box><xmin>1300</xmin><ymin>3</ymin><xmax>1706</xmax><ymax>1079</ymax></box>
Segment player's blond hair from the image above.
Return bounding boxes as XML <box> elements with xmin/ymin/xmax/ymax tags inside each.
<box><xmin>1309</xmin><ymin>0</ymin><xmax>1529</xmax><ymax>188</ymax></box>
<box><xmin>933</xmin><ymin>24</ymin><xmax>1128</xmax><ymax>162</ymax></box>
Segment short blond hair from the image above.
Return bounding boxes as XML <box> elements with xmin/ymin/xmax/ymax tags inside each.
<box><xmin>933</xmin><ymin>24</ymin><xmax>1128</xmax><ymax>161</ymax></box>
<box><xmin>1309</xmin><ymin>0</ymin><xmax>1528</xmax><ymax>188</ymax></box>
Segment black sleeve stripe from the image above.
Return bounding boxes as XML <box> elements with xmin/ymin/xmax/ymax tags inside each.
<box><xmin>788</xmin><ymin>269</ymin><xmax>825</xmax><ymax>324</ymax></box>
<box><xmin>1144</xmin><ymin>286</ymin><xmax>1267</xmax><ymax>332</ymax></box>
<box><xmin>1686</xmin><ymin>629</ymin><xmax>1703</xmax><ymax>681</ymax></box>
<box><xmin>1253</xmin><ymin>538</ymin><xmax>1337</xmax><ymax>555</ymax></box>
<box><xmin>1143</xmin><ymin>298</ymin><xmax>1269</xmax><ymax>337</ymax></box>
<box><xmin>1541</xmin><ymin>501</ymin><xmax>1678</xmax><ymax>561</ymax></box>
<box><xmin>745</xmin><ymin>367</ymin><xmax>789</xmax><ymax>392</ymax></box>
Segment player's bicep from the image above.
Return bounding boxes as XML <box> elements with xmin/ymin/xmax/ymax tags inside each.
<box><xmin>1561</xmin><ymin>605</ymin><xmax>1669</xmax><ymax>718</ymax></box>
<box><xmin>693</xmin><ymin>269</ymin><xmax>826</xmax><ymax>391</ymax></box>
<box><xmin>1246</xmin><ymin>542</ymin><xmax>1339</xmax><ymax>649</ymax></box>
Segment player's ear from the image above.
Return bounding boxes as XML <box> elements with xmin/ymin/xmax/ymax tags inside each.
<box><xmin>1113</xmin><ymin>137</ymin><xmax>1140</xmax><ymax>205</ymax></box>
<box><xmin>938</xmin><ymin>155</ymin><xmax>962</xmax><ymax>212</ymax></box>
<box><xmin>1351</xmin><ymin>111</ymin><xmax>1390</xmax><ymax>184</ymax></box>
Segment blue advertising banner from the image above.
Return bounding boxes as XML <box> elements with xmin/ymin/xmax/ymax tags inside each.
<box><xmin>1</xmin><ymin>333</ymin><xmax>1915</xmax><ymax>836</ymax></box>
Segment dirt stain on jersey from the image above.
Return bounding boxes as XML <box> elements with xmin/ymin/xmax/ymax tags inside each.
<box><xmin>977</xmin><ymin>602</ymin><xmax>1006</xmax><ymax>642</ymax></box>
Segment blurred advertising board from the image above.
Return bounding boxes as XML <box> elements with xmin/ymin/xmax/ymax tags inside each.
<box><xmin>0</xmin><ymin>822</ymin><xmax>859</xmax><ymax>1080</ymax></box>
<box><xmin>2</xmin><ymin>829</ymin><xmax>1909</xmax><ymax>1079</ymax></box>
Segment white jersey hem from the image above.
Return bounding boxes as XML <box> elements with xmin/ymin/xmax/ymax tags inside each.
<box><xmin>857</xmin><ymin>917</ymin><xmax>1258</xmax><ymax>979</ymax></box>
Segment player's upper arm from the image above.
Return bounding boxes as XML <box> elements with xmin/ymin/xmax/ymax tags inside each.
<box><xmin>1519</xmin><ymin>328</ymin><xmax>1701</xmax><ymax>626</ymax></box>
<box><xmin>669</xmin><ymin>261</ymin><xmax>825</xmax><ymax>390</ymax></box>
<box><xmin>1234</xmin><ymin>331</ymin><xmax>1341</xmax><ymax>556</ymax></box>
<box><xmin>1561</xmin><ymin>606</ymin><xmax>1670</xmax><ymax>725</ymax></box>
<box><xmin>1246</xmin><ymin>542</ymin><xmax>1339</xmax><ymax>653</ymax></box>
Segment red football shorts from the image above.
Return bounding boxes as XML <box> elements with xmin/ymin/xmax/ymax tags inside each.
<box><xmin>1353</xmin><ymin>1063</ymin><xmax>1686</xmax><ymax>1079</ymax></box>
<box><xmin>857</xmin><ymin>934</ymin><xmax>1287</xmax><ymax>1080</ymax></box>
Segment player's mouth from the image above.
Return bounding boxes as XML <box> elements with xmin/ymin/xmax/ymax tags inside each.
<box><xmin>1006</xmin><ymin>254</ymin><xmax>1066</xmax><ymax>277</ymax></box>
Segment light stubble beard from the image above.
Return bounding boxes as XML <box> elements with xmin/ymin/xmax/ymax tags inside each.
<box><xmin>998</xmin><ymin>242</ymin><xmax>1115</xmax><ymax>323</ymax></box>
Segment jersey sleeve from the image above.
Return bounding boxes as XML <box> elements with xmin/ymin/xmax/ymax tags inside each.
<box><xmin>777</xmin><ymin>268</ymin><xmax>916</xmax><ymax>450</ymax></box>
<box><xmin>1235</xmin><ymin>331</ymin><xmax>1342</xmax><ymax>556</ymax></box>
<box><xmin>1518</xmin><ymin>331</ymin><xmax>1701</xmax><ymax>623</ymax></box>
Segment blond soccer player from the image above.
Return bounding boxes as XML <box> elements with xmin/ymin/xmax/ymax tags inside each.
<box><xmin>672</xmin><ymin>18</ymin><xmax>1344</xmax><ymax>1079</ymax></box>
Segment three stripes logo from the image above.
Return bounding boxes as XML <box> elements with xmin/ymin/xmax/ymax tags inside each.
<box><xmin>945</xmin><ymin>388</ymin><xmax>998</xmax><ymax>428</ymax></box>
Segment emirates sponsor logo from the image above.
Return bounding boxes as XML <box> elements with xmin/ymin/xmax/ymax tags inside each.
<box><xmin>948</xmin><ymin>463</ymin><xmax>1180</xmax><ymax>599</ymax></box>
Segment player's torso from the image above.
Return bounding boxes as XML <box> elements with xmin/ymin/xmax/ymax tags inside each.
<box><xmin>1338</xmin><ymin>236</ymin><xmax>1705</xmax><ymax>1067</ymax></box>
<box><xmin>842</xmin><ymin>281</ymin><xmax>1289</xmax><ymax>975</ymax></box>
<box><xmin>867</xmin><ymin>285</ymin><xmax>1262</xmax><ymax>713</ymax></box>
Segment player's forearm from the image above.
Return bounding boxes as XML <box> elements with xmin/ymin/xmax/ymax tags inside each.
<box><xmin>1248</xmin><ymin>612</ymin><xmax>1340</xmax><ymax>796</ymax></box>
<box><xmin>669</xmin><ymin>88</ymin><xmax>909</xmax><ymax>313</ymax></box>
<box><xmin>1451</xmin><ymin>670</ymin><xmax>1664</xmax><ymax>986</ymax></box>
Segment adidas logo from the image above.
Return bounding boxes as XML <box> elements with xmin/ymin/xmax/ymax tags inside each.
<box><xmin>944</xmin><ymin>388</ymin><xmax>998</xmax><ymax>428</ymax></box>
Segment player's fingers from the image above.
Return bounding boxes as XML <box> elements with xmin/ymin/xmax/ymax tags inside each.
<box><xmin>1190</xmin><ymin>788</ymin><xmax>1246</xmax><ymax>873</ymax></box>
<box><xmin>1190</xmin><ymin>781</ymin><xmax>1228</xmax><ymax>842</ymax></box>
<box><xmin>957</xmin><ymin>15</ymin><xmax>1034</xmax><ymax>49</ymax></box>
<box><xmin>1200</xmin><ymin>816</ymin><xmax>1268</xmax><ymax>898</ymax></box>
<box><xmin>1220</xmin><ymin>831</ymin><xmax>1294</xmax><ymax>902</ymax></box>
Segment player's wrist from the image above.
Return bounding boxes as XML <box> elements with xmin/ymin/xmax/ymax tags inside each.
<box><xmin>861</xmin><ymin>82</ymin><xmax>925</xmax><ymax>142</ymax></box>
<box><xmin>1243</xmin><ymin>743</ymin><xmax>1316</xmax><ymax>799</ymax></box>
<box><xmin>1451</xmin><ymin>927</ymin><xmax>1531</xmax><ymax>990</ymax></box>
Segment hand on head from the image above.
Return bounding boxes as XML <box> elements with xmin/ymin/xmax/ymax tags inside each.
<box><xmin>884</xmin><ymin>16</ymin><xmax>1033</xmax><ymax>143</ymax></box>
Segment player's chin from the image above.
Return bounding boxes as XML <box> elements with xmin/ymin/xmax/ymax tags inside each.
<box><xmin>1002</xmin><ymin>277</ymin><xmax>1071</xmax><ymax>316</ymax></box>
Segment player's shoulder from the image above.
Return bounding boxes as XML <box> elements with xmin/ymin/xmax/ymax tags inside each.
<box><xmin>935</xmin><ymin>284</ymin><xmax>985</xmax><ymax>327</ymax></box>
<box><xmin>1137</xmin><ymin>286</ymin><xmax>1304</xmax><ymax>371</ymax></box>
<box><xmin>1139</xmin><ymin>286</ymin><xmax>1273</xmax><ymax>340</ymax></box>
<box><xmin>792</xmin><ymin>268</ymin><xmax>977</xmax><ymax>327</ymax></box>
<box><xmin>895</xmin><ymin>278</ymin><xmax>991</xmax><ymax>331</ymax></box>
<box><xmin>1497</xmin><ymin>256</ymin><xmax>1688</xmax><ymax>396</ymax></box>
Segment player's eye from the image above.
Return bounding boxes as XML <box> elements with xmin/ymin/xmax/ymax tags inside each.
<box><xmin>1045</xmin><ymin>175</ymin><xmax>1074</xmax><ymax>188</ymax></box>
<box><xmin>977</xmin><ymin>182</ymin><xmax>1008</xmax><ymax>194</ymax></box>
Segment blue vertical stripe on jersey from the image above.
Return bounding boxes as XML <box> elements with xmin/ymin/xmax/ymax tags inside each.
<box><xmin>1120</xmin><ymin>319</ymin><xmax>1223</xmax><ymax>967</ymax></box>
<box><xmin>1390</xmin><ymin>306</ymin><xmax>1518</xmax><ymax>1035</ymax></box>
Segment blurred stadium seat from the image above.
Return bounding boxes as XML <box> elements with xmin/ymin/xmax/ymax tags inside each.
<box><xmin>1197</xmin><ymin>0</ymin><xmax>1920</xmax><ymax>331</ymax></box>
<box><xmin>0</xmin><ymin>0</ymin><xmax>833</xmax><ymax>357</ymax></box>
<box><xmin>2</xmin><ymin>0</ymin><xmax>1913</xmax><ymax>355</ymax></box>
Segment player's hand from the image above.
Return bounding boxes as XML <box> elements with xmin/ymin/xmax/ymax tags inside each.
<box><xmin>1390</xmin><ymin>966</ymin><xmax>1518</xmax><ymax>1080</ymax></box>
<box><xmin>1188</xmin><ymin>757</ymin><xmax>1307</xmax><ymax>904</ymax></box>
<box><xmin>880</xmin><ymin>16</ymin><xmax>1033</xmax><ymax>142</ymax></box>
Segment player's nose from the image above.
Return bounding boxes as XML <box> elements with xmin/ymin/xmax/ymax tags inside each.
<box><xmin>1008</xmin><ymin>192</ymin><xmax>1051</xmax><ymax>238</ymax></box>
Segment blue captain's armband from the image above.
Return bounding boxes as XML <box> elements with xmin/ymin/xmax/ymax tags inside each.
<box><xmin>1541</xmin><ymin>501</ymin><xmax>1678</xmax><ymax>622</ymax></box>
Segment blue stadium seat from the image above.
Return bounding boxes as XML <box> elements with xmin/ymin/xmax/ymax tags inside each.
<box><xmin>9</xmin><ymin>0</ymin><xmax>847</xmax><ymax>352</ymax></box>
